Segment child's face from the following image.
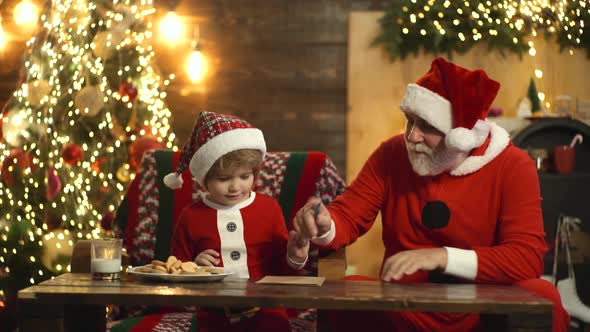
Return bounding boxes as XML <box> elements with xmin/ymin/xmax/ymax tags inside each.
<box><xmin>205</xmin><ymin>165</ymin><xmax>255</xmax><ymax>206</ymax></box>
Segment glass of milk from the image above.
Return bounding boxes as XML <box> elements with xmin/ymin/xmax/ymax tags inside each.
<box><xmin>91</xmin><ymin>238</ymin><xmax>122</xmax><ymax>280</ymax></box>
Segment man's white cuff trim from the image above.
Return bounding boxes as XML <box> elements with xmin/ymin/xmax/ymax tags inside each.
<box><xmin>311</xmin><ymin>219</ymin><xmax>335</xmax><ymax>245</ymax></box>
<box><xmin>443</xmin><ymin>247</ymin><xmax>478</xmax><ymax>280</ymax></box>
<box><xmin>286</xmin><ymin>253</ymin><xmax>308</xmax><ymax>270</ymax></box>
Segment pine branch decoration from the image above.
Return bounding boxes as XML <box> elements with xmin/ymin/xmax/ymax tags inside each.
<box><xmin>373</xmin><ymin>0</ymin><xmax>590</xmax><ymax>61</ymax></box>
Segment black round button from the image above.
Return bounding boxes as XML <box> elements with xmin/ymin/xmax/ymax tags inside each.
<box><xmin>226</xmin><ymin>222</ymin><xmax>237</xmax><ymax>232</ymax></box>
<box><xmin>421</xmin><ymin>200</ymin><xmax>450</xmax><ymax>229</ymax></box>
<box><xmin>230</xmin><ymin>251</ymin><xmax>241</xmax><ymax>261</ymax></box>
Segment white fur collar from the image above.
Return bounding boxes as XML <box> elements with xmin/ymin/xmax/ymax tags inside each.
<box><xmin>450</xmin><ymin>122</ymin><xmax>510</xmax><ymax>176</ymax></box>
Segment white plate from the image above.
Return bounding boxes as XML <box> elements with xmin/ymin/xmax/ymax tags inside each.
<box><xmin>127</xmin><ymin>266</ymin><xmax>234</xmax><ymax>282</ymax></box>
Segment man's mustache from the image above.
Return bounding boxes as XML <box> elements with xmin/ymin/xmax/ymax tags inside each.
<box><xmin>407</xmin><ymin>142</ymin><xmax>432</xmax><ymax>154</ymax></box>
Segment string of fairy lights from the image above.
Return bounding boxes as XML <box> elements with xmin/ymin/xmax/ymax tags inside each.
<box><xmin>383</xmin><ymin>0</ymin><xmax>589</xmax><ymax>111</ymax></box>
<box><xmin>398</xmin><ymin>1</ymin><xmax>586</xmax><ymax>43</ymax></box>
<box><xmin>0</xmin><ymin>0</ymin><xmax>177</xmax><ymax>293</ymax></box>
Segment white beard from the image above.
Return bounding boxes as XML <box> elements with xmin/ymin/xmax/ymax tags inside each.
<box><xmin>406</xmin><ymin>141</ymin><xmax>467</xmax><ymax>176</ymax></box>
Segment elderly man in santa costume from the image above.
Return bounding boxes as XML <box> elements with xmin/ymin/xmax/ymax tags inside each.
<box><xmin>289</xmin><ymin>57</ymin><xmax>569</xmax><ymax>331</ymax></box>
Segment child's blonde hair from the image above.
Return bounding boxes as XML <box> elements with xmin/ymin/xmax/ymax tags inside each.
<box><xmin>205</xmin><ymin>149</ymin><xmax>263</xmax><ymax>183</ymax></box>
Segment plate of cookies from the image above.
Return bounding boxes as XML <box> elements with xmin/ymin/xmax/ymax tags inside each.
<box><xmin>128</xmin><ymin>256</ymin><xmax>233</xmax><ymax>282</ymax></box>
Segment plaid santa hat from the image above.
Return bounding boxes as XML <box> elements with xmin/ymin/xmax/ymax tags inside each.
<box><xmin>401</xmin><ymin>57</ymin><xmax>501</xmax><ymax>152</ymax></box>
<box><xmin>163</xmin><ymin>111</ymin><xmax>266</xmax><ymax>189</ymax></box>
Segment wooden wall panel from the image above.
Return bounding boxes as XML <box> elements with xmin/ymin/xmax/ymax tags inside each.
<box><xmin>156</xmin><ymin>0</ymin><xmax>388</xmax><ymax>173</ymax></box>
<box><xmin>348</xmin><ymin>11</ymin><xmax>590</xmax><ymax>278</ymax></box>
<box><xmin>167</xmin><ymin>0</ymin><xmax>354</xmax><ymax>172</ymax></box>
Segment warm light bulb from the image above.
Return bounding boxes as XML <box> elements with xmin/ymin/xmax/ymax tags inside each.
<box><xmin>159</xmin><ymin>11</ymin><xmax>184</xmax><ymax>44</ymax></box>
<box><xmin>534</xmin><ymin>69</ymin><xmax>543</xmax><ymax>78</ymax></box>
<box><xmin>187</xmin><ymin>49</ymin><xmax>207</xmax><ymax>83</ymax></box>
<box><xmin>14</xmin><ymin>0</ymin><xmax>39</xmax><ymax>27</ymax></box>
<box><xmin>528</xmin><ymin>47</ymin><xmax>536</xmax><ymax>56</ymax></box>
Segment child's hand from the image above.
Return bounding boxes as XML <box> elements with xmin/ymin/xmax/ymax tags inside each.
<box><xmin>287</xmin><ymin>230</ymin><xmax>309</xmax><ymax>265</ymax></box>
<box><xmin>195</xmin><ymin>249</ymin><xmax>220</xmax><ymax>266</ymax></box>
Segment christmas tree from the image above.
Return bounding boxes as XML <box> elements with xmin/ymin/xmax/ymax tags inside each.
<box><xmin>0</xmin><ymin>0</ymin><xmax>176</xmax><ymax>300</ymax></box>
<box><xmin>527</xmin><ymin>78</ymin><xmax>541</xmax><ymax>113</ymax></box>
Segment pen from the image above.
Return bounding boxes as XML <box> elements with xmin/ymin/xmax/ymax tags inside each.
<box><xmin>313</xmin><ymin>202</ymin><xmax>321</xmax><ymax>222</ymax></box>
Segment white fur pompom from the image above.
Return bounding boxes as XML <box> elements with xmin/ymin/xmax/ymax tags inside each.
<box><xmin>446</xmin><ymin>120</ymin><xmax>491</xmax><ymax>152</ymax></box>
<box><xmin>163</xmin><ymin>173</ymin><xmax>183</xmax><ymax>189</ymax></box>
<box><xmin>445</xmin><ymin>127</ymin><xmax>476</xmax><ymax>152</ymax></box>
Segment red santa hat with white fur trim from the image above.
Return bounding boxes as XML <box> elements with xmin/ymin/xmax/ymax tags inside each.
<box><xmin>163</xmin><ymin>111</ymin><xmax>266</xmax><ymax>189</ymax></box>
<box><xmin>400</xmin><ymin>57</ymin><xmax>501</xmax><ymax>152</ymax></box>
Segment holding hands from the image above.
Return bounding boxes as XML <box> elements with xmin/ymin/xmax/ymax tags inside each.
<box><xmin>291</xmin><ymin>197</ymin><xmax>332</xmax><ymax>245</ymax></box>
<box><xmin>286</xmin><ymin>197</ymin><xmax>332</xmax><ymax>266</ymax></box>
<box><xmin>380</xmin><ymin>248</ymin><xmax>447</xmax><ymax>282</ymax></box>
<box><xmin>195</xmin><ymin>249</ymin><xmax>221</xmax><ymax>266</ymax></box>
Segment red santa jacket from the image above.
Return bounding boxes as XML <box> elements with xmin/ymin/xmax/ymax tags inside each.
<box><xmin>323</xmin><ymin>122</ymin><xmax>546</xmax><ymax>283</ymax></box>
<box><xmin>171</xmin><ymin>192</ymin><xmax>292</xmax><ymax>280</ymax></box>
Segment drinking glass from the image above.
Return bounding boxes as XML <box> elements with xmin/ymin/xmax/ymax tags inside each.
<box><xmin>91</xmin><ymin>238</ymin><xmax>122</xmax><ymax>280</ymax></box>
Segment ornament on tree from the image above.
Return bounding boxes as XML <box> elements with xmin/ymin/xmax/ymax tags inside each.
<box><xmin>45</xmin><ymin>167</ymin><xmax>61</xmax><ymax>201</ymax></box>
<box><xmin>1</xmin><ymin>149</ymin><xmax>33</xmax><ymax>186</ymax></box>
<box><xmin>61</xmin><ymin>143</ymin><xmax>84</xmax><ymax>165</ymax></box>
<box><xmin>128</xmin><ymin>136</ymin><xmax>165</xmax><ymax>170</ymax></box>
<box><xmin>118</xmin><ymin>82</ymin><xmax>138</xmax><ymax>102</ymax></box>
<box><xmin>92</xmin><ymin>30</ymin><xmax>125</xmax><ymax>60</ymax></box>
<box><xmin>116</xmin><ymin>164</ymin><xmax>131</xmax><ymax>182</ymax></box>
<box><xmin>2</xmin><ymin>109</ymin><xmax>36</xmax><ymax>147</ymax></box>
<box><xmin>91</xmin><ymin>156</ymin><xmax>106</xmax><ymax>173</ymax></box>
<box><xmin>74</xmin><ymin>85</ymin><xmax>105</xmax><ymax>117</ymax></box>
<box><xmin>112</xmin><ymin>4</ymin><xmax>136</xmax><ymax>32</ymax></box>
<box><xmin>23</xmin><ymin>79</ymin><xmax>51</xmax><ymax>106</ymax></box>
<box><xmin>100</xmin><ymin>211</ymin><xmax>115</xmax><ymax>231</ymax></box>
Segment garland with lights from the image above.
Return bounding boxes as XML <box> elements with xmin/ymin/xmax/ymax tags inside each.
<box><xmin>373</xmin><ymin>0</ymin><xmax>590</xmax><ymax>61</ymax></box>
<box><xmin>0</xmin><ymin>0</ymin><xmax>176</xmax><ymax>299</ymax></box>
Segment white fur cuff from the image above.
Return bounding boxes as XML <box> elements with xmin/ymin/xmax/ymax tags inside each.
<box><xmin>311</xmin><ymin>219</ymin><xmax>336</xmax><ymax>246</ymax></box>
<box><xmin>443</xmin><ymin>246</ymin><xmax>478</xmax><ymax>280</ymax></box>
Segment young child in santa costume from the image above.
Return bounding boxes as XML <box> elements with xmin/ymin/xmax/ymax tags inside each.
<box><xmin>289</xmin><ymin>57</ymin><xmax>570</xmax><ymax>331</ymax></box>
<box><xmin>167</xmin><ymin>111</ymin><xmax>307</xmax><ymax>332</ymax></box>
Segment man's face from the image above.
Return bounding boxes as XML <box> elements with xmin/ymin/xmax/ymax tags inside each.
<box><xmin>404</xmin><ymin>113</ymin><xmax>465</xmax><ymax>176</ymax></box>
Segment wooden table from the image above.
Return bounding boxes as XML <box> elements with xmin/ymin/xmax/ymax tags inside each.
<box><xmin>18</xmin><ymin>273</ymin><xmax>553</xmax><ymax>332</ymax></box>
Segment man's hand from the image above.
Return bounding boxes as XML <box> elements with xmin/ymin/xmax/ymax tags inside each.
<box><xmin>380</xmin><ymin>248</ymin><xmax>448</xmax><ymax>282</ymax></box>
<box><xmin>195</xmin><ymin>249</ymin><xmax>220</xmax><ymax>266</ymax></box>
<box><xmin>292</xmin><ymin>197</ymin><xmax>332</xmax><ymax>243</ymax></box>
<box><xmin>287</xmin><ymin>230</ymin><xmax>310</xmax><ymax>265</ymax></box>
